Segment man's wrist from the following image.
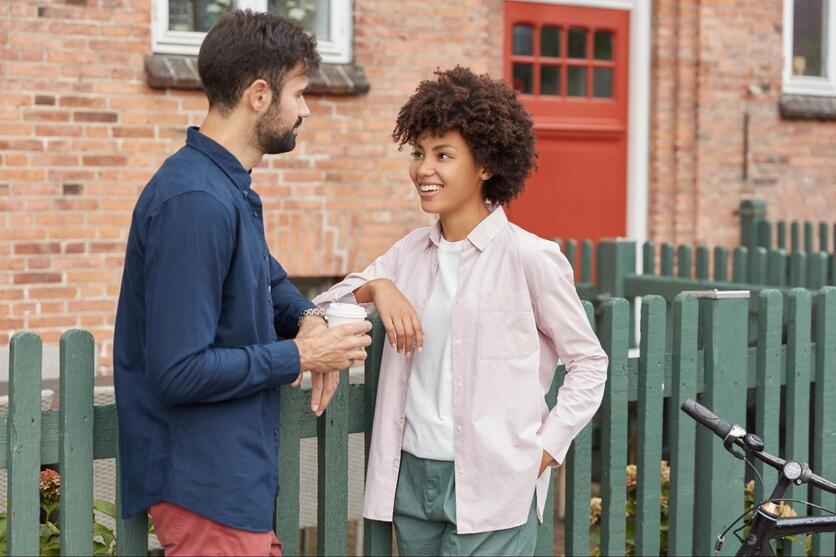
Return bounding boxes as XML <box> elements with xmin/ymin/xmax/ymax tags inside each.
<box><xmin>298</xmin><ymin>307</ymin><xmax>327</xmax><ymax>327</ymax></box>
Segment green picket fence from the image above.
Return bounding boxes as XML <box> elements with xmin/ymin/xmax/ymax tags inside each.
<box><xmin>740</xmin><ymin>199</ymin><xmax>836</xmax><ymax>257</ymax></box>
<box><xmin>4</xmin><ymin>288</ymin><xmax>836</xmax><ymax>556</ymax></box>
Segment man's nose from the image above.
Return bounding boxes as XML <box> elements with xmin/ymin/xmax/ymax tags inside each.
<box><xmin>298</xmin><ymin>96</ymin><xmax>311</xmax><ymax>118</ymax></box>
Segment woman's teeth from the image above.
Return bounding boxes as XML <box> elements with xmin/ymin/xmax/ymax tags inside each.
<box><xmin>420</xmin><ymin>184</ymin><xmax>442</xmax><ymax>192</ymax></box>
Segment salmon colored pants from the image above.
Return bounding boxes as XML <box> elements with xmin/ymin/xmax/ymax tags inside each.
<box><xmin>149</xmin><ymin>502</ymin><xmax>283</xmax><ymax>557</ymax></box>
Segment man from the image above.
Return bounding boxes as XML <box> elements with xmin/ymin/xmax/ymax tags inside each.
<box><xmin>113</xmin><ymin>10</ymin><xmax>370</xmax><ymax>556</ymax></box>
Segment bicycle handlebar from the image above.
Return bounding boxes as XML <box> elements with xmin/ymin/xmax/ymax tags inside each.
<box><xmin>680</xmin><ymin>399</ymin><xmax>836</xmax><ymax>495</ymax></box>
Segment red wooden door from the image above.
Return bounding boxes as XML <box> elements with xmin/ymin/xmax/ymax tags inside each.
<box><xmin>504</xmin><ymin>2</ymin><xmax>629</xmax><ymax>243</ymax></box>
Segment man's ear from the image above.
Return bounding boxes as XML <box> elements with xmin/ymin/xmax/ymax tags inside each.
<box><xmin>243</xmin><ymin>79</ymin><xmax>273</xmax><ymax>114</ymax></box>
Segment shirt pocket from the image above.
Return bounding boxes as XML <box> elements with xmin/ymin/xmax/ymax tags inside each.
<box><xmin>477</xmin><ymin>289</ymin><xmax>537</xmax><ymax>359</ymax></box>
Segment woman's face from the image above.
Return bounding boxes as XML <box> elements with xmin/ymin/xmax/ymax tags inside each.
<box><xmin>409</xmin><ymin>130</ymin><xmax>491</xmax><ymax>216</ymax></box>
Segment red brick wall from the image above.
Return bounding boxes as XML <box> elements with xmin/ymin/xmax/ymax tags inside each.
<box><xmin>0</xmin><ymin>0</ymin><xmax>502</xmax><ymax>370</ymax></box>
<box><xmin>650</xmin><ymin>0</ymin><xmax>836</xmax><ymax>249</ymax></box>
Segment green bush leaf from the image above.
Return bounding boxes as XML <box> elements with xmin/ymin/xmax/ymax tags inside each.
<box><xmin>93</xmin><ymin>500</ymin><xmax>117</xmax><ymax>520</ymax></box>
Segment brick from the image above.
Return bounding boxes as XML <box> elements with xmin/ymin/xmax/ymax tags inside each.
<box><xmin>82</xmin><ymin>155</ymin><xmax>127</xmax><ymax>166</ymax></box>
<box><xmin>13</xmin><ymin>272</ymin><xmax>62</xmax><ymax>285</ymax></box>
<box><xmin>74</xmin><ymin>111</ymin><xmax>118</xmax><ymax>123</ymax></box>
<box><xmin>14</xmin><ymin>242</ymin><xmax>61</xmax><ymax>254</ymax></box>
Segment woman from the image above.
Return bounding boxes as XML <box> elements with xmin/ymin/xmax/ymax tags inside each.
<box><xmin>313</xmin><ymin>67</ymin><xmax>608</xmax><ymax>556</ymax></box>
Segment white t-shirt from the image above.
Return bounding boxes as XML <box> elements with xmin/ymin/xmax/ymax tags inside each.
<box><xmin>401</xmin><ymin>236</ymin><xmax>464</xmax><ymax>461</ymax></box>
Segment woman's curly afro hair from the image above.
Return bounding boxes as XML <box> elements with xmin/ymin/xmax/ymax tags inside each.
<box><xmin>392</xmin><ymin>66</ymin><xmax>537</xmax><ymax>205</ymax></box>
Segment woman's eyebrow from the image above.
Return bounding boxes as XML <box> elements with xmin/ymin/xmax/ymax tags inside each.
<box><xmin>431</xmin><ymin>144</ymin><xmax>457</xmax><ymax>151</ymax></box>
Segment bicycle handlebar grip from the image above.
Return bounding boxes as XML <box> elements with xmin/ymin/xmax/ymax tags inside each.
<box><xmin>680</xmin><ymin>399</ymin><xmax>734</xmax><ymax>439</ymax></box>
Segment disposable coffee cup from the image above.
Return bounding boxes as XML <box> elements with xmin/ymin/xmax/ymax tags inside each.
<box><xmin>325</xmin><ymin>302</ymin><xmax>367</xmax><ymax>328</ymax></box>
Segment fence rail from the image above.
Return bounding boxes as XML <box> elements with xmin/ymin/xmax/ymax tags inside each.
<box><xmin>3</xmin><ymin>287</ymin><xmax>836</xmax><ymax>556</ymax></box>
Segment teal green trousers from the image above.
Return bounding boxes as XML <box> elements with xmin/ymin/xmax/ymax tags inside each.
<box><xmin>393</xmin><ymin>451</ymin><xmax>538</xmax><ymax>557</ymax></box>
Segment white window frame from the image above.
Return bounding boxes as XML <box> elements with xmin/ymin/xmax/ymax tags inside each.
<box><xmin>782</xmin><ymin>0</ymin><xmax>836</xmax><ymax>96</ymax></box>
<box><xmin>152</xmin><ymin>0</ymin><xmax>353</xmax><ymax>64</ymax></box>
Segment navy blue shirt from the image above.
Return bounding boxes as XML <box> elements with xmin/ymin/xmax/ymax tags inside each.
<box><xmin>114</xmin><ymin>127</ymin><xmax>314</xmax><ymax>531</ymax></box>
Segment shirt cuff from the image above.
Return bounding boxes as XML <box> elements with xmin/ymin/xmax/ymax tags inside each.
<box><xmin>539</xmin><ymin>419</ymin><xmax>575</xmax><ymax>467</ymax></box>
<box><xmin>267</xmin><ymin>340</ymin><xmax>302</xmax><ymax>386</ymax></box>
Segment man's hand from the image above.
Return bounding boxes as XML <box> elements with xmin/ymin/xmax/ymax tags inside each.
<box><xmin>539</xmin><ymin>450</ymin><xmax>557</xmax><ymax>477</ymax></box>
<box><xmin>298</xmin><ymin>314</ymin><xmax>327</xmax><ymax>338</ymax></box>
<box><xmin>292</xmin><ymin>320</ymin><xmax>371</xmax><ymax>416</ymax></box>
<box><xmin>366</xmin><ymin>279</ymin><xmax>423</xmax><ymax>357</ymax></box>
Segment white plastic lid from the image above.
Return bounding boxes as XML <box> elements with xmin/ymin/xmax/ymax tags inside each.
<box><xmin>325</xmin><ymin>302</ymin><xmax>367</xmax><ymax>319</ymax></box>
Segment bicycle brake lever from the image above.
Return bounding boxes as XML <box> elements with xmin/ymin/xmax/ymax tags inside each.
<box><xmin>723</xmin><ymin>425</ymin><xmax>747</xmax><ymax>460</ymax></box>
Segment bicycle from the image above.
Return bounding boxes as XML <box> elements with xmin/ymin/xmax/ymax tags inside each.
<box><xmin>680</xmin><ymin>399</ymin><xmax>836</xmax><ymax>556</ymax></box>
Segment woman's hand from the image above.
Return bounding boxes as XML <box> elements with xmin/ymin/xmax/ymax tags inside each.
<box><xmin>364</xmin><ymin>279</ymin><xmax>423</xmax><ymax>357</ymax></box>
<box><xmin>539</xmin><ymin>450</ymin><xmax>556</xmax><ymax>477</ymax></box>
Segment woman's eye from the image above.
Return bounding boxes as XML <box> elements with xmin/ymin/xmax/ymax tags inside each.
<box><xmin>438</xmin><ymin>153</ymin><xmax>451</xmax><ymax>160</ymax></box>
<box><xmin>411</xmin><ymin>151</ymin><xmax>423</xmax><ymax>159</ymax></box>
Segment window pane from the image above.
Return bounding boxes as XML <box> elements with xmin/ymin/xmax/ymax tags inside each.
<box><xmin>792</xmin><ymin>0</ymin><xmax>826</xmax><ymax>76</ymax></box>
<box><xmin>512</xmin><ymin>63</ymin><xmax>534</xmax><ymax>94</ymax></box>
<box><xmin>593</xmin><ymin>67</ymin><xmax>613</xmax><ymax>97</ymax></box>
<box><xmin>270</xmin><ymin>0</ymin><xmax>331</xmax><ymax>41</ymax></box>
<box><xmin>541</xmin><ymin>65</ymin><xmax>560</xmax><ymax>95</ymax></box>
<box><xmin>568</xmin><ymin>27</ymin><xmax>587</xmax><ymax>59</ymax></box>
<box><xmin>512</xmin><ymin>24</ymin><xmax>534</xmax><ymax>55</ymax></box>
<box><xmin>169</xmin><ymin>0</ymin><xmax>232</xmax><ymax>32</ymax></box>
<box><xmin>541</xmin><ymin>26</ymin><xmax>560</xmax><ymax>57</ymax></box>
<box><xmin>594</xmin><ymin>30</ymin><xmax>614</xmax><ymax>60</ymax></box>
<box><xmin>567</xmin><ymin>66</ymin><xmax>586</xmax><ymax>96</ymax></box>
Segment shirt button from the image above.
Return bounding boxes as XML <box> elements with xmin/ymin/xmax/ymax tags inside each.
<box><xmin>242</xmin><ymin>190</ymin><xmax>249</xmax><ymax>198</ymax></box>
<box><xmin>454</xmin><ymin>339</ymin><xmax>462</xmax><ymax>347</ymax></box>
<box><xmin>456</xmin><ymin>425</ymin><xmax>462</xmax><ymax>433</ymax></box>
<box><xmin>398</xmin><ymin>417</ymin><xmax>404</xmax><ymax>425</ymax></box>
<box><xmin>273</xmin><ymin>429</ymin><xmax>279</xmax><ymax>436</ymax></box>
<box><xmin>456</xmin><ymin>381</ymin><xmax>463</xmax><ymax>389</ymax></box>
<box><xmin>253</xmin><ymin>210</ymin><xmax>259</xmax><ymax>218</ymax></box>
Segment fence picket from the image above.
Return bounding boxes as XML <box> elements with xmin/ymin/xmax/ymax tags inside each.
<box><xmin>757</xmin><ymin>220</ymin><xmax>772</xmax><ymax>250</ymax></box>
<box><xmin>581</xmin><ymin>240</ymin><xmax>593</xmax><ymax>283</ymax></box>
<box><xmin>59</xmin><ymin>330</ymin><xmax>95</xmax><ymax>556</ymax></box>
<box><xmin>754</xmin><ymin>291</ymin><xmax>782</xmax><ymax>502</ymax></box>
<box><xmin>115</xmin><ymin>453</ymin><xmax>148</xmax><ymax>556</ymax></box>
<box><xmin>790</xmin><ymin>250</ymin><xmax>807</xmax><ymax>287</ymax></box>
<box><xmin>643</xmin><ymin>241</ymin><xmax>655</xmax><ymax>274</ymax></box>
<box><xmin>696</xmin><ymin>246</ymin><xmax>709</xmax><ymax>280</ymax></box>
<box><xmin>668</xmin><ymin>294</ymin><xmax>698</xmax><ymax>557</ymax></box>
<box><xmin>768</xmin><ymin>248</ymin><xmax>788</xmax><ymax>287</ymax></box>
<box><xmin>564</xmin><ymin>302</ymin><xmax>595</xmax><ymax>556</ymax></box>
<box><xmin>535</xmin><ymin>374</ymin><xmax>558</xmax><ymax>557</ymax></box>
<box><xmin>819</xmin><ymin>222</ymin><xmax>829</xmax><ymax>254</ymax></box>
<box><xmin>732</xmin><ymin>247</ymin><xmax>748</xmax><ymax>283</ymax></box>
<box><xmin>565</xmin><ymin>238</ymin><xmax>577</xmax><ymax>272</ymax></box>
<box><xmin>363</xmin><ymin>316</ymin><xmax>392</xmax><ymax>556</ymax></box>
<box><xmin>812</xmin><ymin>287</ymin><xmax>836</xmax><ymax>556</ymax></box>
<box><xmin>677</xmin><ymin>245</ymin><xmax>692</xmax><ymax>279</ymax></box>
<box><xmin>791</xmin><ymin>221</ymin><xmax>800</xmax><ymax>253</ymax></box>
<box><xmin>7</xmin><ymin>333</ymin><xmax>42</xmax><ymax>556</ymax></box>
<box><xmin>713</xmin><ymin>247</ymin><xmax>728</xmax><ymax>282</ymax></box>
<box><xmin>598</xmin><ymin>298</ymin><xmax>629</xmax><ymax>557</ymax></box>
<box><xmin>808</xmin><ymin>251</ymin><xmax>828</xmax><ymax>290</ymax></box>
<box><xmin>751</xmin><ymin>247</ymin><xmax>767</xmax><ymax>285</ymax></box>
<box><xmin>276</xmin><ymin>387</ymin><xmax>303</xmax><ymax>555</ymax></box>
<box><xmin>636</xmin><ymin>296</ymin><xmax>665</xmax><ymax>556</ymax></box>
<box><xmin>661</xmin><ymin>243</ymin><xmax>674</xmax><ymax>276</ymax></box>
<box><xmin>777</xmin><ymin>221</ymin><xmax>786</xmax><ymax>250</ymax></box>
<box><xmin>805</xmin><ymin>222</ymin><xmax>815</xmax><ymax>253</ymax></box>
<box><xmin>694</xmin><ymin>292</ymin><xmax>748</xmax><ymax>556</ymax></box>
<box><xmin>317</xmin><ymin>367</ymin><xmax>350</xmax><ymax>556</ymax></box>
<box><xmin>784</xmin><ymin>289</ymin><xmax>812</xmax><ymax>557</ymax></box>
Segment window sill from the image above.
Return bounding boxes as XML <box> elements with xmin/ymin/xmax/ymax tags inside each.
<box><xmin>144</xmin><ymin>54</ymin><xmax>370</xmax><ymax>96</ymax></box>
<box><xmin>778</xmin><ymin>94</ymin><xmax>836</xmax><ymax>121</ymax></box>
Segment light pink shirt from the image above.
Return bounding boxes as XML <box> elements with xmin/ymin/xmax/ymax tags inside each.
<box><xmin>313</xmin><ymin>206</ymin><xmax>608</xmax><ymax>534</ymax></box>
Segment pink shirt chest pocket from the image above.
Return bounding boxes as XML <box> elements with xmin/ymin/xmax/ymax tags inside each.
<box><xmin>477</xmin><ymin>289</ymin><xmax>538</xmax><ymax>360</ymax></box>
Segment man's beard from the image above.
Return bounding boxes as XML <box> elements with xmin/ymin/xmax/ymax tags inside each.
<box><xmin>255</xmin><ymin>112</ymin><xmax>302</xmax><ymax>155</ymax></box>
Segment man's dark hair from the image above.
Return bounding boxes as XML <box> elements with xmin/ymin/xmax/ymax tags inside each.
<box><xmin>198</xmin><ymin>9</ymin><xmax>320</xmax><ymax>115</ymax></box>
<box><xmin>392</xmin><ymin>66</ymin><xmax>537</xmax><ymax>205</ymax></box>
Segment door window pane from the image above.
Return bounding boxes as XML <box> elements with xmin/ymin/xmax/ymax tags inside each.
<box><xmin>541</xmin><ymin>26</ymin><xmax>561</xmax><ymax>57</ymax></box>
<box><xmin>568</xmin><ymin>27</ymin><xmax>587</xmax><ymax>59</ymax></box>
<box><xmin>512</xmin><ymin>63</ymin><xmax>534</xmax><ymax>94</ymax></box>
<box><xmin>169</xmin><ymin>0</ymin><xmax>232</xmax><ymax>32</ymax></box>
<box><xmin>541</xmin><ymin>65</ymin><xmax>560</xmax><ymax>95</ymax></box>
<box><xmin>567</xmin><ymin>66</ymin><xmax>587</xmax><ymax>96</ymax></box>
<box><xmin>593</xmin><ymin>67</ymin><xmax>613</xmax><ymax>97</ymax></box>
<box><xmin>791</xmin><ymin>0</ymin><xmax>826</xmax><ymax>76</ymax></box>
<box><xmin>594</xmin><ymin>30</ymin><xmax>614</xmax><ymax>60</ymax></box>
<box><xmin>270</xmin><ymin>0</ymin><xmax>331</xmax><ymax>41</ymax></box>
<box><xmin>512</xmin><ymin>24</ymin><xmax>535</xmax><ymax>56</ymax></box>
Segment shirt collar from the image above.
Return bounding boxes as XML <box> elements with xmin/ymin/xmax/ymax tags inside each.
<box><xmin>185</xmin><ymin>126</ymin><xmax>252</xmax><ymax>192</ymax></box>
<box><xmin>427</xmin><ymin>205</ymin><xmax>508</xmax><ymax>252</ymax></box>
